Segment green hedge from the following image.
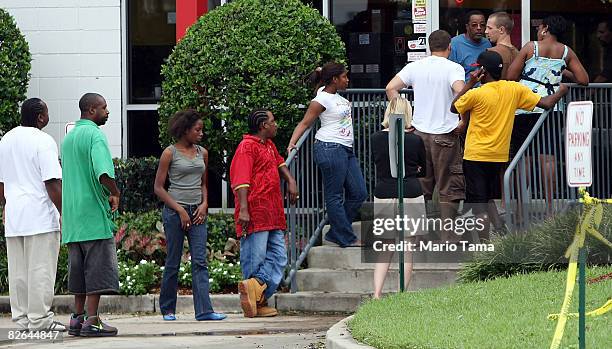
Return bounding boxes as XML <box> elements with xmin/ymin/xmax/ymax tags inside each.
<box><xmin>158</xmin><ymin>0</ymin><xmax>345</xmax><ymax>178</ymax></box>
<box><xmin>113</xmin><ymin>157</ymin><xmax>160</xmax><ymax>213</ymax></box>
<box><xmin>459</xmin><ymin>206</ymin><xmax>612</xmax><ymax>283</ymax></box>
<box><xmin>0</xmin><ymin>8</ymin><xmax>31</xmax><ymax>137</ymax></box>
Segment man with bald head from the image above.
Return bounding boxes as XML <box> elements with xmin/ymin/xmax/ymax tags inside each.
<box><xmin>61</xmin><ymin>93</ymin><xmax>120</xmax><ymax>337</ymax></box>
<box><xmin>485</xmin><ymin>11</ymin><xmax>519</xmax><ymax>79</ymax></box>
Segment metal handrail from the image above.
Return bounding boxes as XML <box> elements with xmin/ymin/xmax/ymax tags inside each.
<box><xmin>503</xmin><ymin>110</ymin><xmax>551</xmax><ymax>230</ymax></box>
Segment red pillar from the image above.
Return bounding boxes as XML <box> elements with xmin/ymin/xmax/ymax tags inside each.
<box><xmin>176</xmin><ymin>0</ymin><xmax>207</xmax><ymax>42</ymax></box>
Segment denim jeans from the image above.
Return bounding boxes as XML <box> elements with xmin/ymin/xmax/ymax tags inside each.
<box><xmin>160</xmin><ymin>205</ymin><xmax>214</xmax><ymax>319</ymax></box>
<box><xmin>313</xmin><ymin>141</ymin><xmax>367</xmax><ymax>247</ymax></box>
<box><xmin>239</xmin><ymin>230</ymin><xmax>287</xmax><ymax>300</ymax></box>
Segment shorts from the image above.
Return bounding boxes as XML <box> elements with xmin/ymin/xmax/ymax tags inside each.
<box><xmin>68</xmin><ymin>238</ymin><xmax>119</xmax><ymax>295</ymax></box>
<box><xmin>414</xmin><ymin>130</ymin><xmax>465</xmax><ymax>201</ymax></box>
<box><xmin>511</xmin><ymin>112</ymin><xmax>562</xmax><ymax>158</ymax></box>
<box><xmin>463</xmin><ymin>160</ymin><xmax>505</xmax><ymax>205</ymax></box>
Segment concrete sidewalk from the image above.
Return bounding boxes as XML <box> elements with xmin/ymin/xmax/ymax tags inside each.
<box><xmin>0</xmin><ymin>313</ymin><xmax>343</xmax><ymax>349</ymax></box>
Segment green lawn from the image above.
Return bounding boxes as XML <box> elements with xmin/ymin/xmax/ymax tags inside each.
<box><xmin>350</xmin><ymin>266</ymin><xmax>612</xmax><ymax>349</ymax></box>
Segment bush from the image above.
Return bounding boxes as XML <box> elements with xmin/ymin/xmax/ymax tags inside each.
<box><xmin>113</xmin><ymin>157</ymin><xmax>160</xmax><ymax>213</ymax></box>
<box><xmin>158</xmin><ymin>0</ymin><xmax>345</xmax><ymax>178</ymax></box>
<box><xmin>176</xmin><ymin>259</ymin><xmax>242</xmax><ymax>293</ymax></box>
<box><xmin>117</xmin><ymin>258</ymin><xmax>162</xmax><ymax>296</ymax></box>
<box><xmin>0</xmin><ymin>9</ymin><xmax>31</xmax><ymax>137</ymax></box>
<box><xmin>459</xmin><ymin>206</ymin><xmax>612</xmax><ymax>283</ymax></box>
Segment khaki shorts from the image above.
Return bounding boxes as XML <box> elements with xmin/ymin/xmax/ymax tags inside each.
<box><xmin>414</xmin><ymin>130</ymin><xmax>465</xmax><ymax>202</ymax></box>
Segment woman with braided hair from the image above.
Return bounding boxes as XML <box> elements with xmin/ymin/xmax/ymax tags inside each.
<box><xmin>288</xmin><ymin>62</ymin><xmax>367</xmax><ymax>248</ymax></box>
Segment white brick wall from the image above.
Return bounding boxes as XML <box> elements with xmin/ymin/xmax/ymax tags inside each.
<box><xmin>0</xmin><ymin>0</ymin><xmax>122</xmax><ymax>157</ymax></box>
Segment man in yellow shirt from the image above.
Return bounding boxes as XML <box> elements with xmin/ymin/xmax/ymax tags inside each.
<box><xmin>451</xmin><ymin>51</ymin><xmax>568</xmax><ymax>240</ymax></box>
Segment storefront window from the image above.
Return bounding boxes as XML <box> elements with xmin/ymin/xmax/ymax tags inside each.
<box><xmin>128</xmin><ymin>0</ymin><xmax>176</xmax><ymax>104</ymax></box>
<box><xmin>439</xmin><ymin>0</ymin><xmax>521</xmax><ymax>49</ymax></box>
<box><xmin>332</xmin><ymin>0</ymin><xmax>417</xmax><ymax>88</ymax></box>
<box><xmin>530</xmin><ymin>1</ymin><xmax>612</xmax><ymax>82</ymax></box>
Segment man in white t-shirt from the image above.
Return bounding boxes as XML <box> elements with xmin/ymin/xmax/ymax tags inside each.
<box><xmin>0</xmin><ymin>98</ymin><xmax>65</xmax><ymax>331</ymax></box>
<box><xmin>386</xmin><ymin>30</ymin><xmax>466</xmax><ymax>242</ymax></box>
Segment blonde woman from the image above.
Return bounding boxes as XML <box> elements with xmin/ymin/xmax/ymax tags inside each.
<box><xmin>370</xmin><ymin>98</ymin><xmax>426</xmax><ymax>299</ymax></box>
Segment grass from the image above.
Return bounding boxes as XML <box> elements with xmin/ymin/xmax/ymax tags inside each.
<box><xmin>350</xmin><ymin>266</ymin><xmax>612</xmax><ymax>349</ymax></box>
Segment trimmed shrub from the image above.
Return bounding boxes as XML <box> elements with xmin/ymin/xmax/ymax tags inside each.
<box><xmin>158</xmin><ymin>0</ymin><xmax>345</xmax><ymax>178</ymax></box>
<box><xmin>459</xmin><ymin>206</ymin><xmax>612</xmax><ymax>283</ymax></box>
<box><xmin>0</xmin><ymin>8</ymin><xmax>31</xmax><ymax>137</ymax></box>
<box><xmin>113</xmin><ymin>157</ymin><xmax>160</xmax><ymax>213</ymax></box>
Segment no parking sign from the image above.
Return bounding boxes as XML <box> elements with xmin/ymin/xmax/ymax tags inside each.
<box><xmin>565</xmin><ymin>101</ymin><xmax>593</xmax><ymax>187</ymax></box>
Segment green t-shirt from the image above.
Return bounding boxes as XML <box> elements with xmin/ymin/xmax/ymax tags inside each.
<box><xmin>61</xmin><ymin>119</ymin><xmax>116</xmax><ymax>243</ymax></box>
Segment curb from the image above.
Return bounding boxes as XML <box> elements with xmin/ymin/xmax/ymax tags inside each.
<box><xmin>0</xmin><ymin>294</ymin><xmax>247</xmax><ymax>314</ymax></box>
<box><xmin>326</xmin><ymin>315</ymin><xmax>375</xmax><ymax>349</ymax></box>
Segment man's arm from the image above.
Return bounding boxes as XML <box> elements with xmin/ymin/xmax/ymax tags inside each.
<box><xmin>99</xmin><ymin>174</ymin><xmax>120</xmax><ymax>212</ymax></box>
<box><xmin>44</xmin><ymin>178</ymin><xmax>62</xmax><ymax>214</ymax></box>
<box><xmin>451</xmin><ymin>68</ymin><xmax>483</xmax><ymax>114</ymax></box>
<box><xmin>385</xmin><ymin>75</ymin><xmax>408</xmax><ymax>101</ymax></box>
<box><xmin>536</xmin><ymin>84</ymin><xmax>569</xmax><ymax>110</ymax></box>
<box><xmin>278</xmin><ymin>165</ymin><xmax>298</xmax><ymax>205</ymax></box>
<box><xmin>0</xmin><ymin>182</ymin><xmax>4</xmax><ymax>206</ymax></box>
<box><xmin>236</xmin><ymin>187</ymin><xmax>249</xmax><ymax>230</ymax></box>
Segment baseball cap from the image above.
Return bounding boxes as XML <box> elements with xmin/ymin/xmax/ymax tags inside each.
<box><xmin>471</xmin><ymin>50</ymin><xmax>503</xmax><ymax>78</ymax></box>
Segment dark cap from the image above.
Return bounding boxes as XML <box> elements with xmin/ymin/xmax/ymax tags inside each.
<box><xmin>473</xmin><ymin>50</ymin><xmax>503</xmax><ymax>79</ymax></box>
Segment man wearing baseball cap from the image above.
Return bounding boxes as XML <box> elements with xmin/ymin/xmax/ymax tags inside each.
<box><xmin>450</xmin><ymin>51</ymin><xmax>568</xmax><ymax>241</ymax></box>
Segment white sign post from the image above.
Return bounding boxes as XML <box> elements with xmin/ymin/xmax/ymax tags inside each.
<box><xmin>565</xmin><ymin>101</ymin><xmax>593</xmax><ymax>187</ymax></box>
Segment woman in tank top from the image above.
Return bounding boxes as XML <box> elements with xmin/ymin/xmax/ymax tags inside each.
<box><xmin>287</xmin><ymin>62</ymin><xmax>367</xmax><ymax>248</ymax></box>
<box><xmin>506</xmin><ymin>15</ymin><xmax>588</xmax><ymax>213</ymax></box>
<box><xmin>153</xmin><ymin>109</ymin><xmax>226</xmax><ymax>321</ymax></box>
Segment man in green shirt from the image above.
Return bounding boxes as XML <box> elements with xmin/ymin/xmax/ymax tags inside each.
<box><xmin>61</xmin><ymin>93</ymin><xmax>121</xmax><ymax>337</ymax></box>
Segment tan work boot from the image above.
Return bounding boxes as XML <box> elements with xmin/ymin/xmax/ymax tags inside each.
<box><xmin>256</xmin><ymin>306</ymin><xmax>278</xmax><ymax>317</ymax></box>
<box><xmin>238</xmin><ymin>278</ymin><xmax>267</xmax><ymax>318</ymax></box>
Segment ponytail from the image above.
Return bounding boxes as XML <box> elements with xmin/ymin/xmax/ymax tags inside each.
<box><xmin>306</xmin><ymin>62</ymin><xmax>346</xmax><ymax>93</ymax></box>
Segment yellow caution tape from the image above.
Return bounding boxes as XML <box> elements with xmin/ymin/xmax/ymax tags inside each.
<box><xmin>548</xmin><ymin>189</ymin><xmax>612</xmax><ymax>349</ymax></box>
<box><xmin>548</xmin><ymin>300</ymin><xmax>612</xmax><ymax>320</ymax></box>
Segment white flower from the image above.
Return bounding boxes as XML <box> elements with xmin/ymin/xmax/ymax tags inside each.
<box><xmin>209</xmin><ymin>278</ymin><xmax>213</xmax><ymax>283</ymax></box>
<box><xmin>223</xmin><ymin>271</ymin><xmax>227</xmax><ymax>275</ymax></box>
<box><xmin>119</xmin><ymin>282</ymin><xmax>123</xmax><ymax>287</ymax></box>
<box><xmin>126</xmin><ymin>276</ymin><xmax>131</xmax><ymax>281</ymax></box>
<box><xmin>160</xmin><ymin>267</ymin><xmax>165</xmax><ymax>271</ymax></box>
<box><xmin>180</xmin><ymin>267</ymin><xmax>185</xmax><ymax>272</ymax></box>
<box><xmin>228</xmin><ymin>263</ymin><xmax>233</xmax><ymax>267</ymax></box>
<box><xmin>140</xmin><ymin>260</ymin><xmax>147</xmax><ymax>265</ymax></box>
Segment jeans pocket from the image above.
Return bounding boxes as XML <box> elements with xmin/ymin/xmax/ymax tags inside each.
<box><xmin>433</xmin><ymin>137</ymin><xmax>456</xmax><ymax>148</ymax></box>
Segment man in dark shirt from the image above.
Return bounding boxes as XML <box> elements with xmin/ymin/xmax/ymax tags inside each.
<box><xmin>595</xmin><ymin>19</ymin><xmax>612</xmax><ymax>83</ymax></box>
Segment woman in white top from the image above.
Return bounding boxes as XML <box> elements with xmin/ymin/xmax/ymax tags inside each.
<box><xmin>288</xmin><ymin>62</ymin><xmax>367</xmax><ymax>247</ymax></box>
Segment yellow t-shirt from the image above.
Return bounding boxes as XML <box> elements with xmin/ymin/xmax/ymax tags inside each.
<box><xmin>454</xmin><ymin>80</ymin><xmax>541</xmax><ymax>162</ymax></box>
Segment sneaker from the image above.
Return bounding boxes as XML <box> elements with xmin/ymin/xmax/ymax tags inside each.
<box><xmin>163</xmin><ymin>313</ymin><xmax>176</xmax><ymax>321</ymax></box>
<box><xmin>68</xmin><ymin>313</ymin><xmax>85</xmax><ymax>336</ymax></box>
<box><xmin>79</xmin><ymin>316</ymin><xmax>118</xmax><ymax>337</ymax></box>
<box><xmin>45</xmin><ymin>321</ymin><xmax>67</xmax><ymax>332</ymax></box>
<box><xmin>255</xmin><ymin>306</ymin><xmax>278</xmax><ymax>317</ymax></box>
<box><xmin>196</xmin><ymin>312</ymin><xmax>227</xmax><ymax>321</ymax></box>
<box><xmin>238</xmin><ymin>278</ymin><xmax>267</xmax><ymax>318</ymax></box>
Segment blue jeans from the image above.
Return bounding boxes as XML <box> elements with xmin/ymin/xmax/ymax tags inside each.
<box><xmin>313</xmin><ymin>141</ymin><xmax>367</xmax><ymax>247</ymax></box>
<box><xmin>160</xmin><ymin>205</ymin><xmax>214</xmax><ymax>319</ymax></box>
<box><xmin>240</xmin><ymin>230</ymin><xmax>287</xmax><ymax>300</ymax></box>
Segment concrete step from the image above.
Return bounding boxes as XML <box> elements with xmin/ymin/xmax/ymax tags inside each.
<box><xmin>275</xmin><ymin>292</ymin><xmax>367</xmax><ymax>313</ymax></box>
<box><xmin>322</xmin><ymin>222</ymin><xmax>363</xmax><ymax>246</ymax></box>
<box><xmin>307</xmin><ymin>245</ymin><xmax>469</xmax><ymax>269</ymax></box>
<box><xmin>296</xmin><ymin>268</ymin><xmax>458</xmax><ymax>293</ymax></box>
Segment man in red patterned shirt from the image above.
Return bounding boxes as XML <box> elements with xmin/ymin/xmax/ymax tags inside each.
<box><xmin>230</xmin><ymin>109</ymin><xmax>298</xmax><ymax>318</ymax></box>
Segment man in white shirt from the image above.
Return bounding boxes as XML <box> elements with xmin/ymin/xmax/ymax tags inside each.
<box><xmin>0</xmin><ymin>98</ymin><xmax>65</xmax><ymax>331</ymax></box>
<box><xmin>386</xmin><ymin>30</ymin><xmax>466</xmax><ymax>242</ymax></box>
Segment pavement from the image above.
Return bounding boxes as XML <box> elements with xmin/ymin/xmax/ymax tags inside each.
<box><xmin>0</xmin><ymin>313</ymin><xmax>344</xmax><ymax>349</ymax></box>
